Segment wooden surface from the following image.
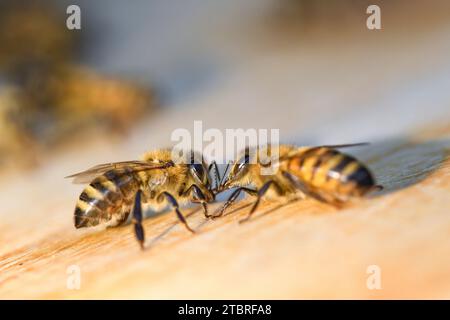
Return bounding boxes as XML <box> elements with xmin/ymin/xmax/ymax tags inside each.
<box><xmin>1</xmin><ymin>2</ymin><xmax>450</xmax><ymax>299</ymax></box>
<box><xmin>0</xmin><ymin>124</ymin><xmax>449</xmax><ymax>299</ymax></box>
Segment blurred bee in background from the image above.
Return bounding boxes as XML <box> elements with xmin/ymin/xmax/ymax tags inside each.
<box><xmin>28</xmin><ymin>64</ymin><xmax>155</xmax><ymax>137</ymax></box>
<box><xmin>0</xmin><ymin>86</ymin><xmax>39</xmax><ymax>168</ymax></box>
<box><xmin>270</xmin><ymin>0</ymin><xmax>364</xmax><ymax>34</ymax></box>
<box><xmin>214</xmin><ymin>144</ymin><xmax>382</xmax><ymax>222</ymax></box>
<box><xmin>0</xmin><ymin>1</ymin><xmax>78</xmax><ymax>76</ymax></box>
<box><xmin>0</xmin><ymin>0</ymin><xmax>157</xmax><ymax>170</ymax></box>
<box><xmin>66</xmin><ymin>150</ymin><xmax>220</xmax><ymax>249</ymax></box>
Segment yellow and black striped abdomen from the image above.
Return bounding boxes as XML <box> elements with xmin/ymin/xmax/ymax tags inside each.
<box><xmin>288</xmin><ymin>147</ymin><xmax>375</xmax><ymax>200</ymax></box>
<box><xmin>74</xmin><ymin>169</ymin><xmax>139</xmax><ymax>228</ymax></box>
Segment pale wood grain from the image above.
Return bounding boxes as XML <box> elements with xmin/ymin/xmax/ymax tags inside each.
<box><xmin>0</xmin><ymin>123</ymin><xmax>449</xmax><ymax>299</ymax></box>
<box><xmin>1</xmin><ymin>2</ymin><xmax>450</xmax><ymax>299</ymax></box>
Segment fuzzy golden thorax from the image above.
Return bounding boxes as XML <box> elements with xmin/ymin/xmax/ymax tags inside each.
<box><xmin>139</xmin><ymin>149</ymin><xmax>213</xmax><ymax>206</ymax></box>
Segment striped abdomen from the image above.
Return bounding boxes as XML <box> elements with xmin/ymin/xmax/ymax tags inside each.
<box><xmin>288</xmin><ymin>147</ymin><xmax>375</xmax><ymax>201</ymax></box>
<box><xmin>74</xmin><ymin>169</ymin><xmax>140</xmax><ymax>228</ymax></box>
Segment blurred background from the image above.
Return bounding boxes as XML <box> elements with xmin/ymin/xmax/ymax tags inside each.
<box><xmin>1</xmin><ymin>0</ymin><xmax>449</xmax><ymax>175</ymax></box>
<box><xmin>1</xmin><ymin>0</ymin><xmax>450</xmax><ymax>298</ymax></box>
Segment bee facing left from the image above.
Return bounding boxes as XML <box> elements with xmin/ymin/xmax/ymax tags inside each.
<box><xmin>66</xmin><ymin>149</ymin><xmax>217</xmax><ymax>249</ymax></box>
<box><xmin>213</xmin><ymin>143</ymin><xmax>382</xmax><ymax>222</ymax></box>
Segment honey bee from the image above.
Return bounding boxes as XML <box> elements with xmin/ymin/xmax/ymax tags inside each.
<box><xmin>48</xmin><ymin>65</ymin><xmax>155</xmax><ymax>134</ymax></box>
<box><xmin>0</xmin><ymin>1</ymin><xmax>78</xmax><ymax>75</ymax></box>
<box><xmin>66</xmin><ymin>149</ymin><xmax>218</xmax><ymax>249</ymax></box>
<box><xmin>214</xmin><ymin>143</ymin><xmax>382</xmax><ymax>222</ymax></box>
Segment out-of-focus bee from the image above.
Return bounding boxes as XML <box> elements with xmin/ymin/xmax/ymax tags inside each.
<box><xmin>48</xmin><ymin>65</ymin><xmax>155</xmax><ymax>134</ymax></box>
<box><xmin>0</xmin><ymin>65</ymin><xmax>155</xmax><ymax>164</ymax></box>
<box><xmin>0</xmin><ymin>1</ymin><xmax>77</xmax><ymax>76</ymax></box>
<box><xmin>0</xmin><ymin>86</ymin><xmax>38</xmax><ymax>168</ymax></box>
<box><xmin>214</xmin><ymin>144</ymin><xmax>382</xmax><ymax>222</ymax></box>
<box><xmin>0</xmin><ymin>1</ymin><xmax>157</xmax><ymax>172</ymax></box>
<box><xmin>66</xmin><ymin>150</ymin><xmax>219</xmax><ymax>249</ymax></box>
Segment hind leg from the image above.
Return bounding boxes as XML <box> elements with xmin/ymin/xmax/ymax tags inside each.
<box><xmin>281</xmin><ymin>171</ymin><xmax>345</xmax><ymax>207</ymax></box>
<box><xmin>106</xmin><ymin>200</ymin><xmax>133</xmax><ymax>228</ymax></box>
<box><xmin>132</xmin><ymin>190</ymin><xmax>145</xmax><ymax>250</ymax></box>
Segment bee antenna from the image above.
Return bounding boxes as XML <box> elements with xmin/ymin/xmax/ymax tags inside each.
<box><xmin>208</xmin><ymin>161</ymin><xmax>221</xmax><ymax>190</ymax></box>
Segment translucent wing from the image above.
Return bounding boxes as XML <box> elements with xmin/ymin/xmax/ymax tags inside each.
<box><xmin>279</xmin><ymin>143</ymin><xmax>370</xmax><ymax>162</ymax></box>
<box><xmin>65</xmin><ymin>160</ymin><xmax>173</xmax><ymax>184</ymax></box>
<box><xmin>313</xmin><ymin>142</ymin><xmax>369</xmax><ymax>149</ymax></box>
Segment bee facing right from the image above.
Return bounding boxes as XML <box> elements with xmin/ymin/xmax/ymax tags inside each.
<box><xmin>66</xmin><ymin>149</ymin><xmax>219</xmax><ymax>249</ymax></box>
<box><xmin>214</xmin><ymin>143</ymin><xmax>382</xmax><ymax>222</ymax></box>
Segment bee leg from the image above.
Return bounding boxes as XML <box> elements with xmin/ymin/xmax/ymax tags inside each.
<box><xmin>189</xmin><ymin>199</ymin><xmax>210</xmax><ymax>219</ymax></box>
<box><xmin>160</xmin><ymin>191</ymin><xmax>195</xmax><ymax>233</ymax></box>
<box><xmin>193</xmin><ymin>185</ymin><xmax>211</xmax><ymax>218</ymax></box>
<box><xmin>108</xmin><ymin>209</ymin><xmax>131</xmax><ymax>228</ymax></box>
<box><xmin>282</xmin><ymin>170</ymin><xmax>327</xmax><ymax>201</ymax></box>
<box><xmin>132</xmin><ymin>190</ymin><xmax>145</xmax><ymax>250</ymax></box>
<box><xmin>282</xmin><ymin>171</ymin><xmax>344</xmax><ymax>207</ymax></box>
<box><xmin>240</xmin><ymin>180</ymin><xmax>282</xmax><ymax>224</ymax></box>
<box><xmin>372</xmin><ymin>185</ymin><xmax>384</xmax><ymax>192</ymax></box>
<box><xmin>184</xmin><ymin>184</ymin><xmax>211</xmax><ymax>218</ymax></box>
<box><xmin>213</xmin><ymin>187</ymin><xmax>257</xmax><ymax>218</ymax></box>
<box><xmin>201</xmin><ymin>202</ymin><xmax>209</xmax><ymax>217</ymax></box>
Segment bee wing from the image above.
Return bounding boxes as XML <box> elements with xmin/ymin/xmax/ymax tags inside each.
<box><xmin>65</xmin><ymin>160</ymin><xmax>172</xmax><ymax>184</ymax></box>
<box><xmin>279</xmin><ymin>143</ymin><xmax>370</xmax><ymax>162</ymax></box>
<box><xmin>314</xmin><ymin>142</ymin><xmax>370</xmax><ymax>149</ymax></box>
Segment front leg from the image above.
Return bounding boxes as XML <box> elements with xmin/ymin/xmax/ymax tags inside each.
<box><xmin>213</xmin><ymin>187</ymin><xmax>257</xmax><ymax>218</ymax></box>
<box><xmin>239</xmin><ymin>180</ymin><xmax>283</xmax><ymax>224</ymax></box>
<box><xmin>183</xmin><ymin>184</ymin><xmax>211</xmax><ymax>218</ymax></box>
